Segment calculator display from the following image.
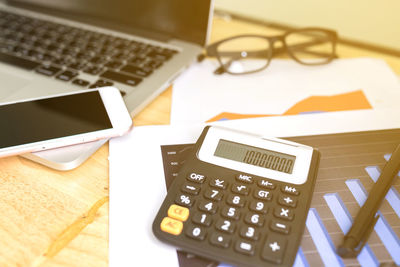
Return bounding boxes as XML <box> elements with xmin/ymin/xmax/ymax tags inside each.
<box><xmin>214</xmin><ymin>139</ymin><xmax>296</xmax><ymax>174</ymax></box>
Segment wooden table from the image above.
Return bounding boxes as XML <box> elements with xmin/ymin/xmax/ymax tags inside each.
<box><xmin>1</xmin><ymin>14</ymin><xmax>399</xmax><ymax>267</ymax></box>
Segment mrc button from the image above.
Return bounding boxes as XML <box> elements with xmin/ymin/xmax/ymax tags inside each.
<box><xmin>236</xmin><ymin>174</ymin><xmax>253</xmax><ymax>183</ymax></box>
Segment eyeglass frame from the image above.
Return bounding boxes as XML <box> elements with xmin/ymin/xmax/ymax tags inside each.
<box><xmin>203</xmin><ymin>27</ymin><xmax>338</xmax><ymax>75</ymax></box>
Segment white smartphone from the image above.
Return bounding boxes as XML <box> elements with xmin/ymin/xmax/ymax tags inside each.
<box><xmin>0</xmin><ymin>87</ymin><xmax>133</xmax><ymax>158</ymax></box>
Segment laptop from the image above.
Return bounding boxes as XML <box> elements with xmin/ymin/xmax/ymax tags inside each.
<box><xmin>0</xmin><ymin>0</ymin><xmax>213</xmax><ymax>170</ymax></box>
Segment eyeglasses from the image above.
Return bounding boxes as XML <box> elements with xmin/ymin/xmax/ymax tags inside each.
<box><xmin>201</xmin><ymin>27</ymin><xmax>338</xmax><ymax>75</ymax></box>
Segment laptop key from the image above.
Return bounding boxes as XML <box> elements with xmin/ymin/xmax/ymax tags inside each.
<box><xmin>100</xmin><ymin>70</ymin><xmax>142</xmax><ymax>87</ymax></box>
<box><xmin>121</xmin><ymin>64</ymin><xmax>152</xmax><ymax>77</ymax></box>
<box><xmin>72</xmin><ymin>78</ymin><xmax>90</xmax><ymax>87</ymax></box>
<box><xmin>35</xmin><ymin>65</ymin><xmax>61</xmax><ymax>76</ymax></box>
<box><xmin>56</xmin><ymin>70</ymin><xmax>78</xmax><ymax>81</ymax></box>
<box><xmin>0</xmin><ymin>51</ymin><xmax>40</xmax><ymax>70</ymax></box>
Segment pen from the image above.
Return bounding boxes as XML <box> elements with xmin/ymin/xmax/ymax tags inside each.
<box><xmin>337</xmin><ymin>143</ymin><xmax>400</xmax><ymax>258</ymax></box>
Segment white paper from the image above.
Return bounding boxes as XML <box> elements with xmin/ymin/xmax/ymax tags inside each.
<box><xmin>171</xmin><ymin>58</ymin><xmax>400</xmax><ymax>124</ymax></box>
<box><xmin>109</xmin><ymin>108</ymin><xmax>400</xmax><ymax>266</ymax></box>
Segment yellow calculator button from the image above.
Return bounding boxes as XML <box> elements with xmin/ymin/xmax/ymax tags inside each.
<box><xmin>168</xmin><ymin>204</ymin><xmax>190</xmax><ymax>222</ymax></box>
<box><xmin>160</xmin><ymin>217</ymin><xmax>183</xmax><ymax>235</ymax></box>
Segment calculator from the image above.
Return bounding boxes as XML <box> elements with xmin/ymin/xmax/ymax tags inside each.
<box><xmin>152</xmin><ymin>126</ymin><xmax>320</xmax><ymax>267</ymax></box>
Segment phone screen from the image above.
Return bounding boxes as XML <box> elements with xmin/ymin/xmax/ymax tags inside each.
<box><xmin>0</xmin><ymin>91</ymin><xmax>112</xmax><ymax>149</ymax></box>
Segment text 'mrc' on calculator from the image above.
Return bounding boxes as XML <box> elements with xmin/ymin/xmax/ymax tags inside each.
<box><xmin>152</xmin><ymin>126</ymin><xmax>320</xmax><ymax>267</ymax></box>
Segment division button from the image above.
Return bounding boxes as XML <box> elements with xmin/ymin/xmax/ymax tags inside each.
<box><xmin>261</xmin><ymin>234</ymin><xmax>287</xmax><ymax>264</ymax></box>
<box><xmin>167</xmin><ymin>204</ymin><xmax>189</xmax><ymax>222</ymax></box>
<box><xmin>160</xmin><ymin>217</ymin><xmax>183</xmax><ymax>236</ymax></box>
<box><xmin>181</xmin><ymin>183</ymin><xmax>201</xmax><ymax>195</ymax></box>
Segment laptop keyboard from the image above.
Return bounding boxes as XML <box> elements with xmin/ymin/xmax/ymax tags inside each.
<box><xmin>0</xmin><ymin>10</ymin><xmax>178</xmax><ymax>94</ymax></box>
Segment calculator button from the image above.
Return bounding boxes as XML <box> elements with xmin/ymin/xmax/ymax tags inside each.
<box><xmin>160</xmin><ymin>217</ymin><xmax>183</xmax><ymax>235</ymax></box>
<box><xmin>254</xmin><ymin>189</ymin><xmax>272</xmax><ymax>201</ymax></box>
<box><xmin>192</xmin><ymin>213</ymin><xmax>212</xmax><ymax>226</ymax></box>
<box><xmin>209</xmin><ymin>178</ymin><xmax>227</xmax><ymax>189</ymax></box>
<box><xmin>167</xmin><ymin>204</ymin><xmax>189</xmax><ymax>222</ymax></box>
<box><xmin>274</xmin><ymin>207</ymin><xmax>294</xmax><ymax>221</ymax></box>
<box><xmin>226</xmin><ymin>195</ymin><xmax>246</xmax><ymax>207</ymax></box>
<box><xmin>209</xmin><ymin>232</ymin><xmax>231</xmax><ymax>248</ymax></box>
<box><xmin>281</xmin><ymin>185</ymin><xmax>300</xmax><ymax>195</ymax></box>
<box><xmin>278</xmin><ymin>195</ymin><xmax>297</xmax><ymax>207</ymax></box>
<box><xmin>239</xmin><ymin>226</ymin><xmax>260</xmax><ymax>241</ymax></box>
<box><xmin>216</xmin><ymin>219</ymin><xmax>235</xmax><ymax>233</ymax></box>
<box><xmin>187</xmin><ymin>172</ymin><xmax>206</xmax><ymax>183</ymax></box>
<box><xmin>175</xmin><ymin>194</ymin><xmax>195</xmax><ymax>207</ymax></box>
<box><xmin>258</xmin><ymin>179</ymin><xmax>275</xmax><ymax>189</ymax></box>
<box><xmin>204</xmin><ymin>188</ymin><xmax>223</xmax><ymax>201</ymax></box>
<box><xmin>244</xmin><ymin>213</ymin><xmax>264</xmax><ymax>227</ymax></box>
<box><xmin>181</xmin><ymin>183</ymin><xmax>201</xmax><ymax>195</ymax></box>
<box><xmin>270</xmin><ymin>220</ymin><xmax>291</xmax><ymax>234</ymax></box>
<box><xmin>221</xmin><ymin>206</ymin><xmax>240</xmax><ymax>220</ymax></box>
<box><xmin>261</xmin><ymin>233</ymin><xmax>287</xmax><ymax>264</ymax></box>
<box><xmin>198</xmin><ymin>200</ymin><xmax>218</xmax><ymax>214</ymax></box>
<box><xmin>231</xmin><ymin>183</ymin><xmax>250</xmax><ymax>195</ymax></box>
<box><xmin>236</xmin><ymin>174</ymin><xmax>254</xmax><ymax>184</ymax></box>
<box><xmin>235</xmin><ymin>240</ymin><xmax>255</xmax><ymax>256</ymax></box>
<box><xmin>185</xmin><ymin>225</ymin><xmax>206</xmax><ymax>240</ymax></box>
<box><xmin>249</xmin><ymin>201</ymin><xmax>268</xmax><ymax>214</ymax></box>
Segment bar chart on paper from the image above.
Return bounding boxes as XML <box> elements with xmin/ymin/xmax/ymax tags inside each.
<box><xmin>160</xmin><ymin>129</ymin><xmax>400</xmax><ymax>266</ymax></box>
<box><xmin>207</xmin><ymin>90</ymin><xmax>372</xmax><ymax>122</ymax></box>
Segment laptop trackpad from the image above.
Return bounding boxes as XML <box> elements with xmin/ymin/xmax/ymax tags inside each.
<box><xmin>0</xmin><ymin>70</ymin><xmax>31</xmax><ymax>100</ymax></box>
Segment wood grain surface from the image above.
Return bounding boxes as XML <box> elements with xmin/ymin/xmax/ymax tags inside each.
<box><xmin>0</xmin><ymin>14</ymin><xmax>399</xmax><ymax>267</ymax></box>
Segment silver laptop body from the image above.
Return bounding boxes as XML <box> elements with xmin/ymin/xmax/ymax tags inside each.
<box><xmin>0</xmin><ymin>0</ymin><xmax>213</xmax><ymax>169</ymax></box>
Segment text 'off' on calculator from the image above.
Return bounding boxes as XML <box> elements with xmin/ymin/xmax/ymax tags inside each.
<box><xmin>152</xmin><ymin>126</ymin><xmax>320</xmax><ymax>267</ymax></box>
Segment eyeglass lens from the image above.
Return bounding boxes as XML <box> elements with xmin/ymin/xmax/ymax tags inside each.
<box><xmin>285</xmin><ymin>29</ymin><xmax>335</xmax><ymax>65</ymax></box>
<box><xmin>216</xmin><ymin>36</ymin><xmax>272</xmax><ymax>74</ymax></box>
<box><xmin>214</xmin><ymin>29</ymin><xmax>335</xmax><ymax>74</ymax></box>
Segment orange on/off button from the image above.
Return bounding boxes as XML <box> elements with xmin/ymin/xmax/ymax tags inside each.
<box><xmin>160</xmin><ymin>217</ymin><xmax>183</xmax><ymax>235</ymax></box>
<box><xmin>168</xmin><ymin>204</ymin><xmax>190</xmax><ymax>222</ymax></box>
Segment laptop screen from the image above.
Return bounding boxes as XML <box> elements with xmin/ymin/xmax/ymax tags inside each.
<box><xmin>7</xmin><ymin>0</ymin><xmax>212</xmax><ymax>46</ymax></box>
